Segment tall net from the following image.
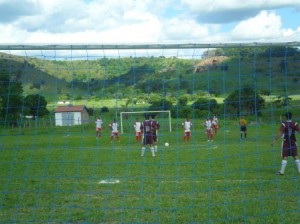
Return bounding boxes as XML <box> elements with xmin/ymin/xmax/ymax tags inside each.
<box><xmin>0</xmin><ymin>43</ymin><xmax>300</xmax><ymax>223</ymax></box>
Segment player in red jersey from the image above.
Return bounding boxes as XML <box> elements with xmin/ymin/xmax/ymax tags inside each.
<box><xmin>182</xmin><ymin>118</ymin><xmax>192</xmax><ymax>142</ymax></box>
<box><xmin>141</xmin><ymin>115</ymin><xmax>155</xmax><ymax>157</ymax></box>
<box><xmin>271</xmin><ymin>112</ymin><xmax>300</xmax><ymax>175</ymax></box>
<box><xmin>134</xmin><ymin>117</ymin><xmax>142</xmax><ymax>143</ymax></box>
<box><xmin>212</xmin><ymin>114</ymin><xmax>219</xmax><ymax>135</ymax></box>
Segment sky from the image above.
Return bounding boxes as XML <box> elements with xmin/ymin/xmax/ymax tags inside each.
<box><xmin>0</xmin><ymin>0</ymin><xmax>299</xmax><ymax>46</ymax></box>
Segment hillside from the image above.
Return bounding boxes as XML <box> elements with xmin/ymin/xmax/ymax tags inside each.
<box><xmin>0</xmin><ymin>53</ymin><xmax>87</xmax><ymax>102</ymax></box>
<box><xmin>0</xmin><ymin>47</ymin><xmax>299</xmax><ymax>103</ymax></box>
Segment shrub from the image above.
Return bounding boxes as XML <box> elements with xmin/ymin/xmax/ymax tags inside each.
<box><xmin>100</xmin><ymin>106</ymin><xmax>109</xmax><ymax>113</ymax></box>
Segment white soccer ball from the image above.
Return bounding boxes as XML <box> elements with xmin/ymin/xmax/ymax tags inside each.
<box><xmin>165</xmin><ymin>142</ymin><xmax>169</xmax><ymax>147</ymax></box>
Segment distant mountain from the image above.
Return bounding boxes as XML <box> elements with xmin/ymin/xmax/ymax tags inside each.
<box><xmin>0</xmin><ymin>53</ymin><xmax>86</xmax><ymax>102</ymax></box>
<box><xmin>1</xmin><ymin>47</ymin><xmax>299</xmax><ymax>103</ymax></box>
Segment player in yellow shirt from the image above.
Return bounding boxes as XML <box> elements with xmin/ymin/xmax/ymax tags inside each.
<box><xmin>239</xmin><ymin>116</ymin><xmax>247</xmax><ymax>139</ymax></box>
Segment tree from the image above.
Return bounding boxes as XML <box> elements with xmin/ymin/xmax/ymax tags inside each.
<box><xmin>148</xmin><ymin>93</ymin><xmax>162</xmax><ymax>105</ymax></box>
<box><xmin>273</xmin><ymin>95</ymin><xmax>292</xmax><ymax>107</ymax></box>
<box><xmin>178</xmin><ymin>95</ymin><xmax>189</xmax><ymax>106</ymax></box>
<box><xmin>148</xmin><ymin>97</ymin><xmax>173</xmax><ymax>111</ymax></box>
<box><xmin>121</xmin><ymin>98</ymin><xmax>132</xmax><ymax>119</ymax></box>
<box><xmin>171</xmin><ymin>106</ymin><xmax>192</xmax><ymax>118</ymax></box>
<box><xmin>24</xmin><ymin>94</ymin><xmax>49</xmax><ymax>118</ymax></box>
<box><xmin>0</xmin><ymin>71</ymin><xmax>23</xmax><ymax>124</ymax></box>
<box><xmin>192</xmin><ymin>97</ymin><xmax>218</xmax><ymax>113</ymax></box>
<box><xmin>224</xmin><ymin>86</ymin><xmax>265</xmax><ymax>115</ymax></box>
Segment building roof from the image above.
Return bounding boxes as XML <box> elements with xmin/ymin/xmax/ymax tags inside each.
<box><xmin>54</xmin><ymin>105</ymin><xmax>87</xmax><ymax>113</ymax></box>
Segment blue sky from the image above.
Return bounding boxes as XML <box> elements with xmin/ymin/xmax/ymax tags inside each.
<box><xmin>277</xmin><ymin>7</ymin><xmax>300</xmax><ymax>30</ymax></box>
<box><xmin>0</xmin><ymin>0</ymin><xmax>299</xmax><ymax>45</ymax></box>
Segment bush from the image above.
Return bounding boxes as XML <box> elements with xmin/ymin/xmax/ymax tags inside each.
<box><xmin>100</xmin><ymin>106</ymin><xmax>109</xmax><ymax>113</ymax></box>
<box><xmin>192</xmin><ymin>97</ymin><xmax>218</xmax><ymax>113</ymax></box>
<box><xmin>86</xmin><ymin>107</ymin><xmax>94</xmax><ymax>116</ymax></box>
<box><xmin>171</xmin><ymin>106</ymin><xmax>192</xmax><ymax>118</ymax></box>
<box><xmin>220</xmin><ymin>64</ymin><xmax>228</xmax><ymax>71</ymax></box>
<box><xmin>178</xmin><ymin>95</ymin><xmax>189</xmax><ymax>106</ymax></box>
<box><xmin>193</xmin><ymin>109</ymin><xmax>213</xmax><ymax>119</ymax></box>
<box><xmin>148</xmin><ymin>97</ymin><xmax>173</xmax><ymax>110</ymax></box>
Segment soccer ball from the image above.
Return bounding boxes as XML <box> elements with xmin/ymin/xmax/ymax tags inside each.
<box><xmin>165</xmin><ymin>142</ymin><xmax>169</xmax><ymax>147</ymax></box>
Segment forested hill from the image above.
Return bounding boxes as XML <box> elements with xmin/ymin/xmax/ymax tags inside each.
<box><xmin>0</xmin><ymin>46</ymin><xmax>299</xmax><ymax>102</ymax></box>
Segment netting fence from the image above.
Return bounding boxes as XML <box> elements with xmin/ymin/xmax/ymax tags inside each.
<box><xmin>0</xmin><ymin>43</ymin><xmax>300</xmax><ymax>223</ymax></box>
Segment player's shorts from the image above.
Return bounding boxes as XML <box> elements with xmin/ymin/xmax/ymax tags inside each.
<box><xmin>184</xmin><ymin>131</ymin><xmax>191</xmax><ymax>137</ymax></box>
<box><xmin>136</xmin><ymin>132</ymin><xmax>142</xmax><ymax>137</ymax></box>
<box><xmin>240</xmin><ymin>126</ymin><xmax>247</xmax><ymax>132</ymax></box>
<box><xmin>143</xmin><ymin>132</ymin><xmax>153</xmax><ymax>145</ymax></box>
<box><xmin>282</xmin><ymin>142</ymin><xmax>298</xmax><ymax>157</ymax></box>
<box><xmin>111</xmin><ymin>131</ymin><xmax>119</xmax><ymax>137</ymax></box>
<box><xmin>213</xmin><ymin>124</ymin><xmax>219</xmax><ymax>129</ymax></box>
<box><xmin>206</xmin><ymin>128</ymin><xmax>212</xmax><ymax>134</ymax></box>
<box><xmin>96</xmin><ymin>127</ymin><xmax>102</xmax><ymax>131</ymax></box>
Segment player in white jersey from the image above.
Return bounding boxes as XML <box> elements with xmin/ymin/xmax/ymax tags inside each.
<box><xmin>134</xmin><ymin>117</ymin><xmax>142</xmax><ymax>143</ymax></box>
<box><xmin>95</xmin><ymin>117</ymin><xmax>103</xmax><ymax>138</ymax></box>
<box><xmin>182</xmin><ymin>118</ymin><xmax>192</xmax><ymax>142</ymax></box>
<box><xmin>109</xmin><ymin>119</ymin><xmax>120</xmax><ymax>143</ymax></box>
<box><xmin>204</xmin><ymin>118</ymin><xmax>213</xmax><ymax>142</ymax></box>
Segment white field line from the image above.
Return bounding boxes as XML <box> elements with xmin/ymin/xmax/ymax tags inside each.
<box><xmin>97</xmin><ymin>178</ymin><xmax>274</xmax><ymax>185</ymax></box>
<box><xmin>98</xmin><ymin>179</ymin><xmax>120</xmax><ymax>184</ymax></box>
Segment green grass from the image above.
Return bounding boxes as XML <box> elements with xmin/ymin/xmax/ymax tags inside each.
<box><xmin>1</xmin><ymin>118</ymin><xmax>300</xmax><ymax>223</ymax></box>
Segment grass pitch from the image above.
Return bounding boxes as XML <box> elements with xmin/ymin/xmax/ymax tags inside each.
<box><xmin>1</xmin><ymin>119</ymin><xmax>300</xmax><ymax>223</ymax></box>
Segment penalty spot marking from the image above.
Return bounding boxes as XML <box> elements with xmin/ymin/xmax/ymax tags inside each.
<box><xmin>98</xmin><ymin>178</ymin><xmax>120</xmax><ymax>184</ymax></box>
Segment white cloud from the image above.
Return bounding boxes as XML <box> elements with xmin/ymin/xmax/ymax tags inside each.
<box><xmin>180</xmin><ymin>0</ymin><xmax>300</xmax><ymax>23</ymax></box>
<box><xmin>0</xmin><ymin>0</ymin><xmax>299</xmax><ymax>46</ymax></box>
<box><xmin>161</xmin><ymin>18</ymin><xmax>210</xmax><ymax>42</ymax></box>
<box><xmin>231</xmin><ymin>10</ymin><xmax>291</xmax><ymax>41</ymax></box>
<box><xmin>181</xmin><ymin>0</ymin><xmax>300</xmax><ymax>12</ymax></box>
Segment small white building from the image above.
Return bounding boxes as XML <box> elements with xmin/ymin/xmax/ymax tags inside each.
<box><xmin>54</xmin><ymin>105</ymin><xmax>89</xmax><ymax>126</ymax></box>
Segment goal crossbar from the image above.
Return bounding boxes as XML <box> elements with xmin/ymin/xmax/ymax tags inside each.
<box><xmin>120</xmin><ymin>110</ymin><xmax>171</xmax><ymax>133</ymax></box>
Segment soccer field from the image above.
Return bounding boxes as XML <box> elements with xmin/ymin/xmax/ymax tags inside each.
<box><xmin>1</xmin><ymin>119</ymin><xmax>300</xmax><ymax>223</ymax></box>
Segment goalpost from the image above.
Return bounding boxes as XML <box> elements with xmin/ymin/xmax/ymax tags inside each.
<box><xmin>119</xmin><ymin>110</ymin><xmax>172</xmax><ymax>133</ymax></box>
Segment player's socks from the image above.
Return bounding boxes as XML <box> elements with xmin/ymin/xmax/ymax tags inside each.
<box><xmin>280</xmin><ymin>160</ymin><xmax>287</xmax><ymax>174</ymax></box>
<box><xmin>295</xmin><ymin>159</ymin><xmax>300</xmax><ymax>173</ymax></box>
<box><xmin>151</xmin><ymin>147</ymin><xmax>155</xmax><ymax>157</ymax></box>
<box><xmin>141</xmin><ymin>147</ymin><xmax>146</xmax><ymax>157</ymax></box>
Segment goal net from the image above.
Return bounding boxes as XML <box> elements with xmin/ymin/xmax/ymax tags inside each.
<box><xmin>0</xmin><ymin>43</ymin><xmax>300</xmax><ymax>223</ymax></box>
